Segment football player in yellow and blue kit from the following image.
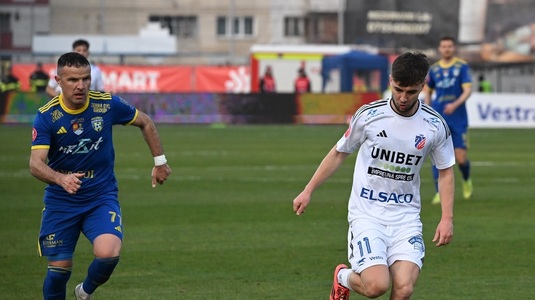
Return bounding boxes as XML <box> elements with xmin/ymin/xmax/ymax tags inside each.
<box><xmin>424</xmin><ymin>36</ymin><xmax>473</xmax><ymax>204</ymax></box>
<box><xmin>30</xmin><ymin>52</ymin><xmax>172</xmax><ymax>300</ymax></box>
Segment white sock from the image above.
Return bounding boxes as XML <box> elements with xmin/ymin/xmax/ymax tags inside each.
<box><xmin>337</xmin><ymin>268</ymin><xmax>354</xmax><ymax>290</ymax></box>
<box><xmin>78</xmin><ymin>284</ymin><xmax>90</xmax><ymax>298</ymax></box>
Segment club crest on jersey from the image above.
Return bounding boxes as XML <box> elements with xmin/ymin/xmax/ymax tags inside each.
<box><xmin>72</xmin><ymin>120</ymin><xmax>84</xmax><ymax>135</ymax></box>
<box><xmin>414</xmin><ymin>134</ymin><xmax>426</xmax><ymax>150</ymax></box>
<box><xmin>91</xmin><ymin>116</ymin><xmax>104</xmax><ymax>132</ymax></box>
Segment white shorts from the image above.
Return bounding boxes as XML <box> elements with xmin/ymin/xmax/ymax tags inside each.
<box><xmin>347</xmin><ymin>219</ymin><xmax>425</xmax><ymax>273</ymax></box>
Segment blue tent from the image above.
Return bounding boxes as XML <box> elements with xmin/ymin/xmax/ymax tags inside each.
<box><xmin>321</xmin><ymin>50</ymin><xmax>389</xmax><ymax>93</ymax></box>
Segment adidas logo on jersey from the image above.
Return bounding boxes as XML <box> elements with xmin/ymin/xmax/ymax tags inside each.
<box><xmin>377</xmin><ymin>130</ymin><xmax>387</xmax><ymax>137</ymax></box>
<box><xmin>57</xmin><ymin>126</ymin><xmax>67</xmax><ymax>134</ymax></box>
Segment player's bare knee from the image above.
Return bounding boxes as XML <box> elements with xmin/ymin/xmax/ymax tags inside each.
<box><xmin>362</xmin><ymin>280</ymin><xmax>390</xmax><ymax>298</ymax></box>
<box><xmin>94</xmin><ymin>249</ymin><xmax>121</xmax><ymax>258</ymax></box>
<box><xmin>391</xmin><ymin>283</ymin><xmax>414</xmax><ymax>300</ymax></box>
<box><xmin>93</xmin><ymin>243</ymin><xmax>121</xmax><ymax>258</ymax></box>
<box><xmin>93</xmin><ymin>234</ymin><xmax>122</xmax><ymax>258</ymax></box>
<box><xmin>48</xmin><ymin>260</ymin><xmax>73</xmax><ymax>269</ymax></box>
<box><xmin>454</xmin><ymin>151</ymin><xmax>467</xmax><ymax>165</ymax></box>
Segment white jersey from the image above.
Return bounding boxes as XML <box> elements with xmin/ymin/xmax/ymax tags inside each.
<box><xmin>48</xmin><ymin>63</ymin><xmax>105</xmax><ymax>93</ymax></box>
<box><xmin>337</xmin><ymin>99</ymin><xmax>455</xmax><ymax>225</ymax></box>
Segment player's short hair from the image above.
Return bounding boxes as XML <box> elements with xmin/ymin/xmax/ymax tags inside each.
<box><xmin>439</xmin><ymin>36</ymin><xmax>456</xmax><ymax>45</ymax></box>
<box><xmin>72</xmin><ymin>39</ymin><xmax>90</xmax><ymax>50</ymax></box>
<box><xmin>57</xmin><ymin>52</ymin><xmax>90</xmax><ymax>74</ymax></box>
<box><xmin>391</xmin><ymin>52</ymin><xmax>429</xmax><ymax>87</ymax></box>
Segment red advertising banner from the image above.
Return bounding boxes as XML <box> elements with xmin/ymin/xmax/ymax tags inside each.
<box><xmin>98</xmin><ymin>65</ymin><xmax>193</xmax><ymax>92</ymax></box>
<box><xmin>11</xmin><ymin>64</ymin><xmax>250</xmax><ymax>93</ymax></box>
<box><xmin>195</xmin><ymin>66</ymin><xmax>250</xmax><ymax>93</ymax></box>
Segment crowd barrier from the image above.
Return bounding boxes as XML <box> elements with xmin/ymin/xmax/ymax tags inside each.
<box><xmin>0</xmin><ymin>91</ymin><xmax>379</xmax><ymax>125</ymax></box>
<box><xmin>2</xmin><ymin>92</ymin><xmax>534</xmax><ymax>128</ymax></box>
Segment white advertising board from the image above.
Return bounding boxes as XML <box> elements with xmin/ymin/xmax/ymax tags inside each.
<box><xmin>467</xmin><ymin>93</ymin><xmax>535</xmax><ymax>128</ymax></box>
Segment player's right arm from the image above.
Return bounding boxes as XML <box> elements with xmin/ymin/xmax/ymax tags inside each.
<box><xmin>432</xmin><ymin>166</ymin><xmax>454</xmax><ymax>246</ymax></box>
<box><xmin>29</xmin><ymin>148</ymin><xmax>84</xmax><ymax>194</ymax></box>
<box><xmin>423</xmin><ymin>69</ymin><xmax>435</xmax><ymax>105</ymax></box>
<box><xmin>423</xmin><ymin>85</ymin><xmax>433</xmax><ymax>105</ymax></box>
<box><xmin>45</xmin><ymin>86</ymin><xmax>57</xmax><ymax>98</ymax></box>
<box><xmin>292</xmin><ymin>146</ymin><xmax>350</xmax><ymax>215</ymax></box>
<box><xmin>92</xmin><ymin>66</ymin><xmax>105</xmax><ymax>91</ymax></box>
<box><xmin>45</xmin><ymin>77</ymin><xmax>60</xmax><ymax>98</ymax></box>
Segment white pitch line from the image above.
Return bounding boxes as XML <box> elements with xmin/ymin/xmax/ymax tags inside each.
<box><xmin>471</xmin><ymin>161</ymin><xmax>535</xmax><ymax>167</ymax></box>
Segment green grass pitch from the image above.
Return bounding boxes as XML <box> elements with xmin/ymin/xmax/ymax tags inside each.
<box><xmin>1</xmin><ymin>124</ymin><xmax>534</xmax><ymax>299</ymax></box>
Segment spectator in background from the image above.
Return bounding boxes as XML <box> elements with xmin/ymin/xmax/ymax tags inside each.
<box><xmin>47</xmin><ymin>39</ymin><xmax>105</xmax><ymax>97</ymax></box>
<box><xmin>294</xmin><ymin>68</ymin><xmax>311</xmax><ymax>94</ymax></box>
<box><xmin>424</xmin><ymin>36</ymin><xmax>473</xmax><ymax>205</ymax></box>
<box><xmin>259</xmin><ymin>65</ymin><xmax>276</xmax><ymax>93</ymax></box>
<box><xmin>478</xmin><ymin>74</ymin><xmax>493</xmax><ymax>93</ymax></box>
<box><xmin>29</xmin><ymin>62</ymin><xmax>50</xmax><ymax>93</ymax></box>
<box><xmin>0</xmin><ymin>66</ymin><xmax>21</xmax><ymax>93</ymax></box>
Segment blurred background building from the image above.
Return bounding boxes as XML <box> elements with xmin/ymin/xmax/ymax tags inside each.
<box><xmin>0</xmin><ymin>0</ymin><xmax>344</xmax><ymax>65</ymax></box>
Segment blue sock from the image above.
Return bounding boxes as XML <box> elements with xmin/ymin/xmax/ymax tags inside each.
<box><xmin>459</xmin><ymin>160</ymin><xmax>471</xmax><ymax>181</ymax></box>
<box><xmin>43</xmin><ymin>266</ymin><xmax>72</xmax><ymax>300</ymax></box>
<box><xmin>82</xmin><ymin>256</ymin><xmax>120</xmax><ymax>294</ymax></box>
<box><xmin>431</xmin><ymin>166</ymin><xmax>439</xmax><ymax>192</ymax></box>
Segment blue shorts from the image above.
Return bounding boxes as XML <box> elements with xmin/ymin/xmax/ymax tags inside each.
<box><xmin>38</xmin><ymin>198</ymin><xmax>123</xmax><ymax>259</ymax></box>
<box><xmin>449</xmin><ymin>124</ymin><xmax>468</xmax><ymax>149</ymax></box>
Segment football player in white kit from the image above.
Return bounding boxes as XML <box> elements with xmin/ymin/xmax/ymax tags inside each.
<box><xmin>292</xmin><ymin>52</ymin><xmax>455</xmax><ymax>300</ymax></box>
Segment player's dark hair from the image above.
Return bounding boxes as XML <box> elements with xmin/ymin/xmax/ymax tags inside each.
<box><xmin>72</xmin><ymin>39</ymin><xmax>90</xmax><ymax>50</ymax></box>
<box><xmin>439</xmin><ymin>36</ymin><xmax>456</xmax><ymax>44</ymax></box>
<box><xmin>391</xmin><ymin>52</ymin><xmax>429</xmax><ymax>87</ymax></box>
<box><xmin>57</xmin><ymin>52</ymin><xmax>90</xmax><ymax>71</ymax></box>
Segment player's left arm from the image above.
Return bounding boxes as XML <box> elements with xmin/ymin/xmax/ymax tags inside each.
<box><xmin>446</xmin><ymin>83</ymin><xmax>472</xmax><ymax>114</ymax></box>
<box><xmin>130</xmin><ymin>111</ymin><xmax>172</xmax><ymax>187</ymax></box>
<box><xmin>444</xmin><ymin>64</ymin><xmax>473</xmax><ymax>114</ymax></box>
<box><xmin>433</xmin><ymin>166</ymin><xmax>454</xmax><ymax>247</ymax></box>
